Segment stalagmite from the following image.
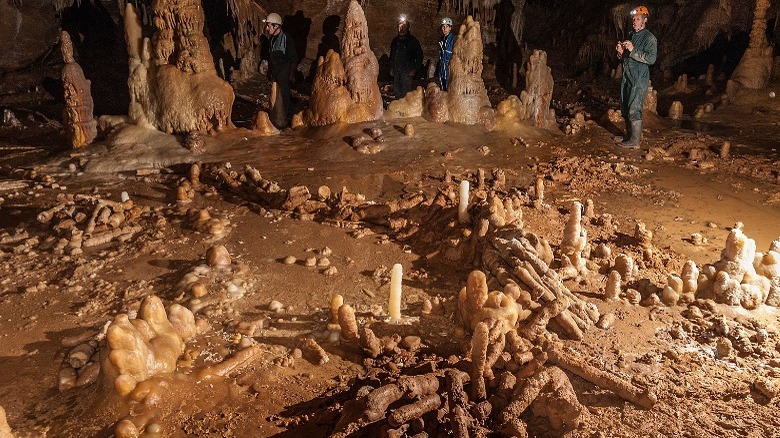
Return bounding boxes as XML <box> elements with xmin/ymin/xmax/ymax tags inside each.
<box><xmin>338</xmin><ymin>304</ymin><xmax>359</xmax><ymax>341</ymax></box>
<box><xmin>100</xmin><ymin>296</ymin><xmax>189</xmax><ymax>395</ymax></box>
<box><xmin>497</xmin><ymin>50</ymin><xmax>556</xmax><ymax>129</ymax></box>
<box><xmin>720</xmin><ymin>141</ymin><xmax>731</xmax><ymax>158</ymax></box>
<box><xmin>534</xmin><ymin>176</ymin><xmax>545</xmax><ymax>208</ymax></box>
<box><xmin>60</xmin><ymin>31</ymin><xmax>97</xmax><ymax>148</ymax></box>
<box><xmin>300</xmin><ymin>1</ymin><xmax>382</xmax><ymax>126</ymax></box>
<box><xmin>458</xmin><ymin>180</ymin><xmax>470</xmax><ymax>224</ymax></box>
<box><xmin>252</xmin><ymin>111</ymin><xmax>280</xmax><ymax>136</ymax></box>
<box><xmin>330</xmin><ymin>294</ymin><xmax>344</xmax><ymax>326</ymax></box>
<box><xmin>605</xmin><ymin>271</ymin><xmax>621</xmax><ymax>301</ymax></box>
<box><xmin>422</xmin><ymin>16</ymin><xmax>495</xmax><ymax>128</ymax></box>
<box><xmin>727</xmin><ymin>0</ymin><xmax>774</xmax><ymax>103</ymax></box>
<box><xmin>699</xmin><ymin>228</ymin><xmax>775</xmax><ymax>308</ymax></box>
<box><xmin>560</xmin><ymin>202</ymin><xmax>587</xmax><ymax>274</ymax></box>
<box><xmin>123</xmin><ymin>0</ymin><xmax>234</xmax><ymax>134</ymax></box>
<box><xmin>389</xmin><ymin>264</ymin><xmax>403</xmax><ymax>322</ymax></box>
<box><xmin>668</xmin><ymin>101</ymin><xmax>683</xmax><ymax>120</ymax></box>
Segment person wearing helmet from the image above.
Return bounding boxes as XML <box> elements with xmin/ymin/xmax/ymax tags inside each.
<box><xmin>390</xmin><ymin>16</ymin><xmax>423</xmax><ymax>99</ymax></box>
<box><xmin>615</xmin><ymin>5</ymin><xmax>656</xmax><ymax>148</ymax></box>
<box><xmin>436</xmin><ymin>18</ymin><xmax>455</xmax><ymax>91</ymax></box>
<box><xmin>264</xmin><ymin>12</ymin><xmax>298</xmax><ymax>127</ymax></box>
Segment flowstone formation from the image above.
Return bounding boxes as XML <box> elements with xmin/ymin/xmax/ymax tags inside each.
<box><xmin>60</xmin><ymin>31</ymin><xmax>97</xmax><ymax>148</ymax></box>
<box><xmin>124</xmin><ymin>0</ymin><xmax>234</xmax><ymax>134</ymax></box>
<box><xmin>299</xmin><ymin>1</ymin><xmax>382</xmax><ymax>127</ymax></box>
<box><xmin>726</xmin><ymin>0</ymin><xmax>774</xmax><ymax>104</ymax></box>
<box><xmin>496</xmin><ymin>50</ymin><xmax>556</xmax><ymax>130</ymax></box>
<box><xmin>100</xmin><ymin>295</ymin><xmax>194</xmax><ymax>396</ymax></box>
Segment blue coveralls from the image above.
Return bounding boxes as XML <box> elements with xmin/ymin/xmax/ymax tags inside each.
<box><xmin>436</xmin><ymin>32</ymin><xmax>455</xmax><ymax>91</ymax></box>
<box><xmin>620</xmin><ymin>28</ymin><xmax>657</xmax><ymax>121</ymax></box>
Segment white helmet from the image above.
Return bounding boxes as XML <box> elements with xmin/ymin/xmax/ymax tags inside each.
<box><xmin>442</xmin><ymin>17</ymin><xmax>453</xmax><ymax>26</ymax></box>
<box><xmin>265</xmin><ymin>13</ymin><xmax>282</xmax><ymax>25</ymax></box>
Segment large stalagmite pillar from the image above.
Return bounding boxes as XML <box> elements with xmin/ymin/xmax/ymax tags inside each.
<box><xmin>60</xmin><ymin>31</ymin><xmax>97</xmax><ymax>148</ymax></box>
<box><xmin>299</xmin><ymin>0</ymin><xmax>382</xmax><ymax>127</ymax></box>
<box><xmin>726</xmin><ymin>0</ymin><xmax>774</xmax><ymax>102</ymax></box>
<box><xmin>123</xmin><ymin>0</ymin><xmax>234</xmax><ymax>134</ymax></box>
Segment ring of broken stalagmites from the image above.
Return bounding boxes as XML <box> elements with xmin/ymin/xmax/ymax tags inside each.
<box><xmin>24</xmin><ymin>193</ymin><xmax>150</xmax><ymax>257</ymax></box>
<box><xmin>325</xmin><ymin>290</ymin><xmax>656</xmax><ymax>437</ymax></box>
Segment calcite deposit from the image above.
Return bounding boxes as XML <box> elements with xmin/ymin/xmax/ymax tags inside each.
<box><xmin>726</xmin><ymin>0</ymin><xmax>774</xmax><ymax>103</ymax></box>
<box><xmin>60</xmin><ymin>31</ymin><xmax>97</xmax><ymax>148</ymax></box>
<box><xmin>690</xmin><ymin>228</ymin><xmax>779</xmax><ymax>309</ymax></box>
<box><xmin>496</xmin><ymin>50</ymin><xmax>556</xmax><ymax>130</ymax></box>
<box><xmin>434</xmin><ymin>16</ymin><xmax>495</xmax><ymax>128</ymax></box>
<box><xmin>100</xmin><ymin>295</ymin><xmax>194</xmax><ymax>395</ymax></box>
<box><xmin>124</xmin><ymin>0</ymin><xmax>234</xmax><ymax>134</ymax></box>
<box><xmin>299</xmin><ymin>1</ymin><xmax>382</xmax><ymax>126</ymax></box>
<box><xmin>389</xmin><ymin>17</ymin><xmax>495</xmax><ymax>128</ymax></box>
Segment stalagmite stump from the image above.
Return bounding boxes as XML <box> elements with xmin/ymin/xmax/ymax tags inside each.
<box><xmin>252</xmin><ymin>111</ymin><xmax>280</xmax><ymax>136</ymax></box>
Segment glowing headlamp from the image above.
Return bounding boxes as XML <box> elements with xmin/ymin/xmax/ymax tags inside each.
<box><xmin>399</xmin><ymin>15</ymin><xmax>407</xmax><ymax>23</ymax></box>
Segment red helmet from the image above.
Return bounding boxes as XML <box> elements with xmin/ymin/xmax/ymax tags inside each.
<box><xmin>630</xmin><ymin>5</ymin><xmax>649</xmax><ymax>16</ymax></box>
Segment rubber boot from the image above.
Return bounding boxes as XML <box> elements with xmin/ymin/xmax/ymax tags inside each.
<box><xmin>614</xmin><ymin>118</ymin><xmax>631</xmax><ymax>143</ymax></box>
<box><xmin>620</xmin><ymin>119</ymin><xmax>642</xmax><ymax>148</ymax></box>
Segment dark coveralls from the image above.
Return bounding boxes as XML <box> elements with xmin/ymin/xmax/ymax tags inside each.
<box><xmin>619</xmin><ymin>28</ymin><xmax>657</xmax><ymax>122</ymax></box>
<box><xmin>269</xmin><ymin>31</ymin><xmax>298</xmax><ymax>119</ymax></box>
<box><xmin>390</xmin><ymin>34</ymin><xmax>423</xmax><ymax>99</ymax></box>
<box><xmin>436</xmin><ymin>32</ymin><xmax>455</xmax><ymax>91</ymax></box>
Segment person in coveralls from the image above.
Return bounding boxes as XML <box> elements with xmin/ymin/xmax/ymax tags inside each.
<box><xmin>615</xmin><ymin>5</ymin><xmax>657</xmax><ymax>148</ymax></box>
<box><xmin>390</xmin><ymin>16</ymin><xmax>423</xmax><ymax>99</ymax></box>
<box><xmin>436</xmin><ymin>17</ymin><xmax>455</xmax><ymax>91</ymax></box>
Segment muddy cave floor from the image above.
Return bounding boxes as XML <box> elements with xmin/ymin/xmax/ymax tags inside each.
<box><xmin>1</xmin><ymin>84</ymin><xmax>780</xmax><ymax>437</ymax></box>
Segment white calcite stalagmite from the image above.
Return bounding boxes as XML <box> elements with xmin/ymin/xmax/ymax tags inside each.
<box><xmin>124</xmin><ymin>0</ymin><xmax>234</xmax><ymax>134</ymax></box>
<box><xmin>423</xmin><ymin>16</ymin><xmax>495</xmax><ymax>129</ymax></box>
<box><xmin>604</xmin><ymin>270</ymin><xmax>621</xmax><ymax>301</ymax></box>
<box><xmin>496</xmin><ymin>50</ymin><xmax>556</xmax><ymax>130</ymax></box>
<box><xmin>389</xmin><ymin>264</ymin><xmax>403</xmax><ymax>322</ymax></box>
<box><xmin>300</xmin><ymin>1</ymin><xmax>382</xmax><ymax>126</ymax></box>
<box><xmin>698</xmin><ymin>228</ymin><xmax>776</xmax><ymax>308</ymax></box>
<box><xmin>726</xmin><ymin>0</ymin><xmax>774</xmax><ymax>103</ymax></box>
<box><xmin>60</xmin><ymin>31</ymin><xmax>97</xmax><ymax>148</ymax></box>
<box><xmin>100</xmin><ymin>295</ymin><xmax>190</xmax><ymax>396</ymax></box>
<box><xmin>458</xmin><ymin>180</ymin><xmax>470</xmax><ymax>224</ymax></box>
<box><xmin>387</xmin><ymin>86</ymin><xmax>424</xmax><ymax>117</ymax></box>
<box><xmin>757</xmin><ymin>250</ymin><xmax>780</xmax><ymax>306</ymax></box>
